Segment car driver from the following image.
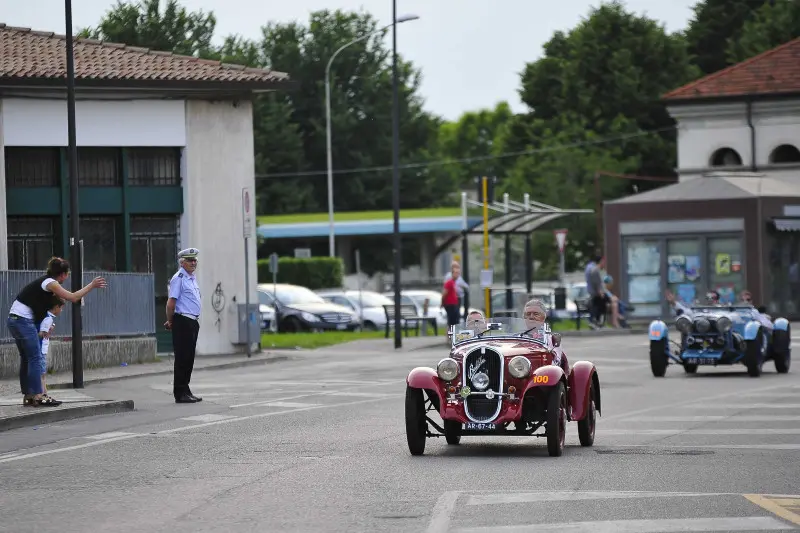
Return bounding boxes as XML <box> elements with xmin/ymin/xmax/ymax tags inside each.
<box><xmin>522</xmin><ymin>299</ymin><xmax>569</xmax><ymax>373</ymax></box>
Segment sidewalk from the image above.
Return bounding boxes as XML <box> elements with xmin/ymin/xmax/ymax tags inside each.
<box><xmin>0</xmin><ymin>350</ymin><xmax>290</xmax><ymax>432</ymax></box>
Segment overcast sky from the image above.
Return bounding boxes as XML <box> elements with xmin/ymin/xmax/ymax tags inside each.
<box><xmin>2</xmin><ymin>0</ymin><xmax>695</xmax><ymax>120</ymax></box>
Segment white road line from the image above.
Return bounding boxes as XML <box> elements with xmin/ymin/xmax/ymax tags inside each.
<box><xmin>180</xmin><ymin>414</ymin><xmax>238</xmax><ymax>422</ymax></box>
<box><xmin>324</xmin><ymin>391</ymin><xmax>398</xmax><ymax>398</ymax></box>
<box><xmin>603</xmin><ymin>444</ymin><xmax>800</xmax><ymax>450</ymax></box>
<box><xmin>600</xmin><ymin>428</ymin><xmax>800</xmax><ymax>435</ymax></box>
<box><xmin>679</xmin><ymin>403</ymin><xmax>800</xmax><ymax>409</ymax></box>
<box><xmin>466</xmin><ymin>491</ymin><xmax>728</xmax><ymax>505</ymax></box>
<box><xmin>257</xmin><ymin>401</ymin><xmax>321</xmax><ymax>409</ymax></box>
<box><xmin>620</xmin><ymin>415</ymin><xmax>800</xmax><ymax>422</ymax></box>
<box><xmin>83</xmin><ymin>431</ymin><xmax>139</xmax><ymax>440</ymax></box>
<box><xmin>0</xmin><ymin>451</ymin><xmax>21</xmax><ymax>459</ymax></box>
<box><xmin>452</xmin><ymin>517</ymin><xmax>794</xmax><ymax>533</ymax></box>
<box><xmin>0</xmin><ymin>395</ymin><xmax>403</xmax><ymax>464</ymax></box>
<box><xmin>229</xmin><ymin>382</ymin><xmax>396</xmax><ymax>408</ymax></box>
<box><xmin>425</xmin><ymin>491</ymin><xmax>461</xmax><ymax>533</ymax></box>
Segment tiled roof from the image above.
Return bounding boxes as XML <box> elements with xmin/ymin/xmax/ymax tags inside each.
<box><xmin>0</xmin><ymin>23</ymin><xmax>289</xmax><ymax>88</ymax></box>
<box><xmin>607</xmin><ymin>173</ymin><xmax>800</xmax><ymax>204</ymax></box>
<box><xmin>663</xmin><ymin>37</ymin><xmax>800</xmax><ymax>101</ymax></box>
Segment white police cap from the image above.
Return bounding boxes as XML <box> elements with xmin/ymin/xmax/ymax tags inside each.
<box><xmin>178</xmin><ymin>247</ymin><xmax>199</xmax><ymax>260</ymax></box>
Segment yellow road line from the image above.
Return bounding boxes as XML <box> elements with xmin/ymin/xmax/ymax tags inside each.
<box><xmin>744</xmin><ymin>494</ymin><xmax>800</xmax><ymax>526</ymax></box>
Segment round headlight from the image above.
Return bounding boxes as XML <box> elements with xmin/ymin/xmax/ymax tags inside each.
<box><xmin>437</xmin><ymin>358</ymin><xmax>459</xmax><ymax>381</ymax></box>
<box><xmin>695</xmin><ymin>318</ymin><xmax>710</xmax><ymax>333</ymax></box>
<box><xmin>676</xmin><ymin>315</ymin><xmax>692</xmax><ymax>333</ymax></box>
<box><xmin>508</xmin><ymin>356</ymin><xmax>531</xmax><ymax>379</ymax></box>
<box><xmin>716</xmin><ymin>316</ymin><xmax>732</xmax><ymax>333</ymax></box>
<box><xmin>471</xmin><ymin>372</ymin><xmax>490</xmax><ymax>391</ymax></box>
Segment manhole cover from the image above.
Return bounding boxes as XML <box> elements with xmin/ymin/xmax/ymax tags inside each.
<box><xmin>596</xmin><ymin>448</ymin><xmax>715</xmax><ymax>456</ymax></box>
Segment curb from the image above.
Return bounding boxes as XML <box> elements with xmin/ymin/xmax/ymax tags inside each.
<box><xmin>0</xmin><ymin>400</ymin><xmax>135</xmax><ymax>432</ymax></box>
<box><xmin>46</xmin><ymin>354</ymin><xmax>291</xmax><ymax>390</ymax></box>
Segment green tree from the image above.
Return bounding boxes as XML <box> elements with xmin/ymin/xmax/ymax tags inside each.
<box><xmin>683</xmin><ymin>0</ymin><xmax>768</xmax><ymax>75</ymax></box>
<box><xmin>79</xmin><ymin>0</ymin><xmax>216</xmax><ymax>57</ymax></box>
<box><xmin>727</xmin><ymin>0</ymin><xmax>800</xmax><ymax>63</ymax></box>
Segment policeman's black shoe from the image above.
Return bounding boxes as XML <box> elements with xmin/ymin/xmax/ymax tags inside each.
<box><xmin>189</xmin><ymin>394</ymin><xmax>203</xmax><ymax>402</ymax></box>
<box><xmin>175</xmin><ymin>394</ymin><xmax>198</xmax><ymax>403</ymax></box>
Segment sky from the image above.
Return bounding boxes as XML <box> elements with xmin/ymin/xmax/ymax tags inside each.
<box><xmin>1</xmin><ymin>0</ymin><xmax>696</xmax><ymax>121</ymax></box>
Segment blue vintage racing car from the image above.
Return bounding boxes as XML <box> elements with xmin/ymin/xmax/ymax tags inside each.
<box><xmin>648</xmin><ymin>304</ymin><xmax>791</xmax><ymax>377</ymax></box>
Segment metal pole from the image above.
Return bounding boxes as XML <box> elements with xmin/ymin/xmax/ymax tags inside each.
<box><xmin>244</xmin><ymin>235</ymin><xmax>251</xmax><ymax>357</ymax></box>
<box><xmin>65</xmin><ymin>0</ymin><xmax>83</xmax><ymax>388</ymax></box>
<box><xmin>503</xmin><ymin>193</ymin><xmax>512</xmax><ymax>312</ymax></box>
<box><xmin>325</xmin><ymin>70</ymin><xmax>335</xmax><ymax>257</ymax></box>
<box><xmin>482</xmin><ymin>177</ymin><xmax>490</xmax><ymax>316</ymax></box>
<box><xmin>461</xmin><ymin>192</ymin><xmax>469</xmax><ymax>320</ymax></box>
<box><xmin>523</xmin><ymin>193</ymin><xmax>532</xmax><ymax>295</ymax></box>
<box><xmin>355</xmin><ymin>249</ymin><xmax>364</xmax><ymax>326</ymax></box>
<box><xmin>392</xmin><ymin>0</ymin><xmax>402</xmax><ymax>349</ymax></box>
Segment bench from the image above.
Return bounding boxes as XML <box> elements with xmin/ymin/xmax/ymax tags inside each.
<box><xmin>574</xmin><ymin>298</ymin><xmax>592</xmax><ymax>330</ymax></box>
<box><xmin>382</xmin><ymin>304</ymin><xmax>438</xmax><ymax>338</ymax></box>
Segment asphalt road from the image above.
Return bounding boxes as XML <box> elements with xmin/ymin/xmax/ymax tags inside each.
<box><xmin>2</xmin><ymin>333</ymin><xmax>800</xmax><ymax>533</ymax></box>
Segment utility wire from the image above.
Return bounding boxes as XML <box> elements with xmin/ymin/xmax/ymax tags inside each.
<box><xmin>256</xmin><ymin>124</ymin><xmax>677</xmax><ymax>179</ymax></box>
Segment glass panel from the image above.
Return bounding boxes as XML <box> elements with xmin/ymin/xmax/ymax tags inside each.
<box><xmin>707</xmin><ymin>236</ymin><xmax>744</xmax><ymax>304</ymax></box>
<box><xmin>8</xmin><ymin>240</ymin><xmax>24</xmax><ymax>269</ymax></box>
<box><xmin>625</xmin><ymin>239</ymin><xmax>661</xmax><ymax>317</ymax></box>
<box><xmin>151</xmin><ymin>237</ymin><xmax>177</xmax><ymax>332</ymax></box>
<box><xmin>77</xmin><ymin>148</ymin><xmax>120</xmax><ymax>186</ymax></box>
<box><xmin>767</xmin><ymin>232</ymin><xmax>800</xmax><ymax>315</ymax></box>
<box><xmin>130</xmin><ymin>216</ymin><xmax>178</xmax><ymax>235</ymax></box>
<box><xmin>666</xmin><ymin>238</ymin><xmax>702</xmax><ymax>306</ymax></box>
<box><xmin>27</xmin><ymin>239</ymin><xmax>54</xmax><ymax>271</ymax></box>
<box><xmin>127</xmin><ymin>148</ymin><xmax>180</xmax><ymax>186</ymax></box>
<box><xmin>4</xmin><ymin>147</ymin><xmax>59</xmax><ymax>187</ymax></box>
<box><xmin>131</xmin><ymin>238</ymin><xmax>150</xmax><ymax>273</ymax></box>
<box><xmin>80</xmin><ymin>217</ymin><xmax>117</xmax><ymax>271</ymax></box>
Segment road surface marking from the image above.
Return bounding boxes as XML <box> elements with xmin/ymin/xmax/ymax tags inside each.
<box><xmin>620</xmin><ymin>415</ymin><xmax>800</xmax><ymax>422</ymax></box>
<box><xmin>688</xmin><ymin>403</ymin><xmax>800</xmax><ymax>409</ymax></box>
<box><xmin>228</xmin><ymin>381</ymin><xmax>393</xmax><ymax>408</ymax></box>
<box><xmin>745</xmin><ymin>494</ymin><xmax>800</xmax><ymax>527</ymax></box>
<box><xmin>83</xmin><ymin>431</ymin><xmax>139</xmax><ymax>440</ymax></box>
<box><xmin>452</xmin><ymin>516</ymin><xmax>794</xmax><ymax>533</ymax></box>
<box><xmin>466</xmin><ymin>491</ymin><xmax>728</xmax><ymax>505</ymax></box>
<box><xmin>324</xmin><ymin>391</ymin><xmax>397</xmax><ymax>397</ymax></box>
<box><xmin>179</xmin><ymin>414</ymin><xmax>238</xmax><ymax>422</ymax></box>
<box><xmin>0</xmin><ymin>451</ymin><xmax>21</xmax><ymax>459</ymax></box>
<box><xmin>599</xmin><ymin>428</ymin><xmax>800</xmax><ymax>435</ymax></box>
<box><xmin>600</xmin><ymin>444</ymin><xmax>800</xmax><ymax>450</ymax></box>
<box><xmin>0</xmin><ymin>433</ymin><xmax>141</xmax><ymax>464</ymax></box>
<box><xmin>258</xmin><ymin>401</ymin><xmax>321</xmax><ymax>409</ymax></box>
<box><xmin>425</xmin><ymin>491</ymin><xmax>461</xmax><ymax>533</ymax></box>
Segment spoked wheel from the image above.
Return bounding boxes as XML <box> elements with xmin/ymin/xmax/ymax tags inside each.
<box><xmin>745</xmin><ymin>329</ymin><xmax>766</xmax><ymax>377</ymax></box>
<box><xmin>444</xmin><ymin>420</ymin><xmax>462</xmax><ymax>445</ymax></box>
<box><xmin>405</xmin><ymin>386</ymin><xmax>427</xmax><ymax>455</ymax></box>
<box><xmin>577</xmin><ymin>381</ymin><xmax>596</xmax><ymax>447</ymax></box>
<box><xmin>546</xmin><ymin>382</ymin><xmax>567</xmax><ymax>457</ymax></box>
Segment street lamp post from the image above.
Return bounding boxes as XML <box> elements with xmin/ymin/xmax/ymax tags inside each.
<box><xmin>391</xmin><ymin>0</ymin><xmax>402</xmax><ymax>349</ymax></box>
<box><xmin>325</xmin><ymin>14</ymin><xmax>419</xmax><ymax>258</ymax></box>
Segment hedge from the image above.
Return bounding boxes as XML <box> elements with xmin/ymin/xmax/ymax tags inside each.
<box><xmin>257</xmin><ymin>256</ymin><xmax>344</xmax><ymax>289</ymax></box>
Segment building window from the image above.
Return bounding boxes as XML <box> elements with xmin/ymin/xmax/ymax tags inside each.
<box><xmin>7</xmin><ymin>217</ymin><xmax>55</xmax><ymax>270</ymax></box>
<box><xmin>710</xmin><ymin>148</ymin><xmax>743</xmax><ymax>167</ymax></box>
<box><xmin>707</xmin><ymin>236</ymin><xmax>744</xmax><ymax>303</ymax></box>
<box><xmin>4</xmin><ymin>147</ymin><xmax>60</xmax><ymax>187</ymax></box>
<box><xmin>77</xmin><ymin>148</ymin><xmax>120</xmax><ymax>186</ymax></box>
<box><xmin>666</xmin><ymin>238</ymin><xmax>702</xmax><ymax>305</ymax></box>
<box><xmin>624</xmin><ymin>239</ymin><xmax>662</xmax><ymax>317</ymax></box>
<box><xmin>127</xmin><ymin>148</ymin><xmax>181</xmax><ymax>186</ymax></box>
<box><xmin>79</xmin><ymin>217</ymin><xmax>117</xmax><ymax>271</ymax></box>
<box><xmin>768</xmin><ymin>231</ymin><xmax>800</xmax><ymax>316</ymax></box>
<box><xmin>130</xmin><ymin>216</ymin><xmax>179</xmax><ymax>334</ymax></box>
<box><xmin>769</xmin><ymin>144</ymin><xmax>800</xmax><ymax>164</ymax></box>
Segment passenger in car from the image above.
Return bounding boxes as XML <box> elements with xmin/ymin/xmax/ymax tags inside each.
<box><xmin>522</xmin><ymin>299</ymin><xmax>569</xmax><ymax>374</ymax></box>
<box><xmin>465</xmin><ymin>310</ymin><xmax>487</xmax><ymax>334</ymax></box>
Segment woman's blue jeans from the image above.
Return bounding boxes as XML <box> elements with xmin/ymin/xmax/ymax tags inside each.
<box><xmin>6</xmin><ymin>315</ymin><xmax>44</xmax><ymax>395</ymax></box>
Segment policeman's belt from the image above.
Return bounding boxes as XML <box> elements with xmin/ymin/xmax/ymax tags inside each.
<box><xmin>176</xmin><ymin>313</ymin><xmax>199</xmax><ymax>321</ymax></box>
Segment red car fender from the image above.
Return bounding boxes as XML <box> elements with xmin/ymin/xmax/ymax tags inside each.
<box><xmin>406</xmin><ymin>367</ymin><xmax>446</xmax><ymax>406</ymax></box>
<box><xmin>568</xmin><ymin>361</ymin><xmax>600</xmax><ymax>421</ymax></box>
<box><xmin>523</xmin><ymin>364</ymin><xmax>566</xmax><ymax>394</ymax></box>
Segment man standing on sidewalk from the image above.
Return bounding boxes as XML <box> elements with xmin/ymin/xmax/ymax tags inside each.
<box><xmin>165</xmin><ymin>248</ymin><xmax>203</xmax><ymax>404</ymax></box>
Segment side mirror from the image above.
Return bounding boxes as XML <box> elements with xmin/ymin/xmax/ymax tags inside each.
<box><xmin>552</xmin><ymin>332</ymin><xmax>562</xmax><ymax>347</ymax></box>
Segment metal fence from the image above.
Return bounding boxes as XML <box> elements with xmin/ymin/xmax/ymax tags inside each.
<box><xmin>0</xmin><ymin>270</ymin><xmax>155</xmax><ymax>343</ymax></box>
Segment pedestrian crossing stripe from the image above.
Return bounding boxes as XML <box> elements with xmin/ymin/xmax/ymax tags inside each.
<box><xmin>744</xmin><ymin>494</ymin><xmax>800</xmax><ymax>527</ymax></box>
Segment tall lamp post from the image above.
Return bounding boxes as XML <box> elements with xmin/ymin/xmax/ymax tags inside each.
<box><xmin>325</xmin><ymin>14</ymin><xmax>419</xmax><ymax>257</ymax></box>
<box><xmin>65</xmin><ymin>0</ymin><xmax>83</xmax><ymax>388</ymax></box>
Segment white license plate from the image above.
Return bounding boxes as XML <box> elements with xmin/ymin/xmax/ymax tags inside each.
<box><xmin>336</xmin><ymin>323</ymin><xmax>347</xmax><ymax>330</ymax></box>
<box><xmin>685</xmin><ymin>358</ymin><xmax>717</xmax><ymax>365</ymax></box>
<box><xmin>465</xmin><ymin>422</ymin><xmax>495</xmax><ymax>431</ymax></box>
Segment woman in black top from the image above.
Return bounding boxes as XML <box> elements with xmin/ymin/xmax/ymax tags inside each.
<box><xmin>6</xmin><ymin>257</ymin><xmax>106</xmax><ymax>406</ymax></box>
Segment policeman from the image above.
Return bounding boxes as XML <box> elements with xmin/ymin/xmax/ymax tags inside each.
<box><xmin>165</xmin><ymin>248</ymin><xmax>203</xmax><ymax>403</ymax></box>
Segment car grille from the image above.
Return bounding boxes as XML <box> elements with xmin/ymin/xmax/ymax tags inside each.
<box><xmin>464</xmin><ymin>347</ymin><xmax>503</xmax><ymax>423</ymax></box>
<box><xmin>320</xmin><ymin>313</ymin><xmax>350</xmax><ymax>324</ymax></box>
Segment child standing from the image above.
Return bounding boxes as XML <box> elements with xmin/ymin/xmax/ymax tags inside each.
<box><xmin>34</xmin><ymin>296</ymin><xmax>64</xmax><ymax>406</ymax></box>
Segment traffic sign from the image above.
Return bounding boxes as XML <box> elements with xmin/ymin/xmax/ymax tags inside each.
<box><xmin>554</xmin><ymin>229</ymin><xmax>568</xmax><ymax>253</ymax></box>
<box><xmin>242</xmin><ymin>187</ymin><xmax>253</xmax><ymax>238</ymax></box>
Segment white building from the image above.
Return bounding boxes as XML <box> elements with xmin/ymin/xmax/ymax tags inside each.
<box><xmin>0</xmin><ymin>23</ymin><xmax>291</xmax><ymax>355</ymax></box>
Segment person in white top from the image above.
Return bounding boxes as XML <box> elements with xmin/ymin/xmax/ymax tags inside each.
<box><xmin>36</xmin><ymin>296</ymin><xmax>65</xmax><ymax>406</ymax></box>
<box><xmin>6</xmin><ymin>256</ymin><xmax>106</xmax><ymax>407</ymax></box>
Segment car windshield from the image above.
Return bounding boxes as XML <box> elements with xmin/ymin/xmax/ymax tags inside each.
<box><xmin>450</xmin><ymin>317</ymin><xmax>553</xmax><ymax>347</ymax></box>
<box><xmin>346</xmin><ymin>291</ymin><xmax>393</xmax><ymax>307</ymax></box>
<box><xmin>408</xmin><ymin>293</ymin><xmax>442</xmax><ymax>308</ymax></box>
<box><xmin>257</xmin><ymin>291</ymin><xmax>273</xmax><ymax>307</ymax></box>
<box><xmin>268</xmin><ymin>286</ymin><xmax>325</xmax><ymax>305</ymax></box>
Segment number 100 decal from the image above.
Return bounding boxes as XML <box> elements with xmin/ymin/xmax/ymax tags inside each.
<box><xmin>533</xmin><ymin>375</ymin><xmax>550</xmax><ymax>384</ymax></box>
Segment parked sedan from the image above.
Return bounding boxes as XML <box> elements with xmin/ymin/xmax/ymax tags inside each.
<box><xmin>256</xmin><ymin>290</ymin><xmax>278</xmax><ymax>333</ymax></box>
<box><xmin>315</xmin><ymin>289</ymin><xmax>394</xmax><ymax>330</ymax></box>
<box><xmin>257</xmin><ymin>283</ymin><xmax>360</xmax><ymax>333</ymax></box>
<box><xmin>383</xmin><ymin>289</ymin><xmax>482</xmax><ymax>327</ymax></box>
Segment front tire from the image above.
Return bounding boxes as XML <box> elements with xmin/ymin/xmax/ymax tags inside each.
<box><xmin>577</xmin><ymin>381</ymin><xmax>596</xmax><ymax>447</ymax></box>
<box><xmin>546</xmin><ymin>382</ymin><xmax>567</xmax><ymax>457</ymax></box>
<box><xmin>444</xmin><ymin>420</ymin><xmax>462</xmax><ymax>445</ymax></box>
<box><xmin>405</xmin><ymin>386</ymin><xmax>427</xmax><ymax>455</ymax></box>
<box><xmin>773</xmin><ymin>326</ymin><xmax>791</xmax><ymax>374</ymax></box>
<box><xmin>745</xmin><ymin>329</ymin><xmax>766</xmax><ymax>377</ymax></box>
<box><xmin>650</xmin><ymin>339</ymin><xmax>668</xmax><ymax>377</ymax></box>
<box><xmin>683</xmin><ymin>363</ymin><xmax>698</xmax><ymax>374</ymax></box>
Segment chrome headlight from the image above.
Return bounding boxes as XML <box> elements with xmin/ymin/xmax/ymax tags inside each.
<box><xmin>508</xmin><ymin>356</ymin><xmax>531</xmax><ymax>379</ymax></box>
<box><xmin>676</xmin><ymin>315</ymin><xmax>692</xmax><ymax>334</ymax></box>
<box><xmin>471</xmin><ymin>372</ymin><xmax>490</xmax><ymax>391</ymax></box>
<box><xmin>716</xmin><ymin>316</ymin><xmax>732</xmax><ymax>333</ymax></box>
<box><xmin>437</xmin><ymin>358</ymin><xmax>459</xmax><ymax>381</ymax></box>
<box><xmin>695</xmin><ymin>318</ymin><xmax>710</xmax><ymax>333</ymax></box>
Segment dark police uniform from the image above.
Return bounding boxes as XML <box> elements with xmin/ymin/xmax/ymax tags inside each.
<box><xmin>168</xmin><ymin>248</ymin><xmax>202</xmax><ymax>403</ymax></box>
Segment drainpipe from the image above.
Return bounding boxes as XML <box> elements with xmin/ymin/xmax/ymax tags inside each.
<box><xmin>746</xmin><ymin>99</ymin><xmax>757</xmax><ymax>171</ymax></box>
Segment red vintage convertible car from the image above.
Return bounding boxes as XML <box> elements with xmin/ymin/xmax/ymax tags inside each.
<box><xmin>404</xmin><ymin>317</ymin><xmax>601</xmax><ymax>457</ymax></box>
